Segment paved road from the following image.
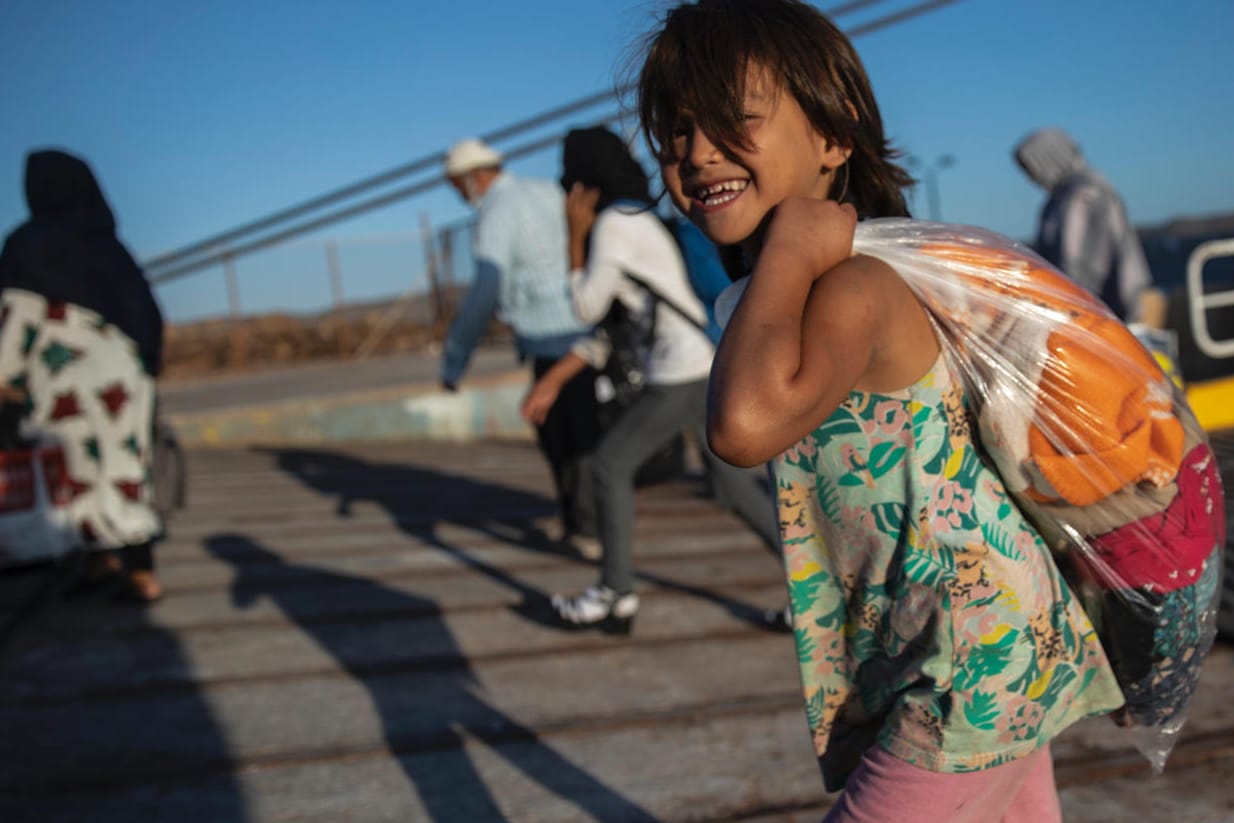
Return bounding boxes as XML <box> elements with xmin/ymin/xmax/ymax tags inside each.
<box><xmin>1</xmin><ymin>441</ymin><xmax>1232</xmax><ymax>822</ymax></box>
<box><xmin>158</xmin><ymin>345</ymin><xmax>519</xmax><ymax>415</ymax></box>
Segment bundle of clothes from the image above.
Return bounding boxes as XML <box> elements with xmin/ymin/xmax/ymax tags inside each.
<box><xmin>852</xmin><ymin>219</ymin><xmax>1225</xmax><ymax>770</ymax></box>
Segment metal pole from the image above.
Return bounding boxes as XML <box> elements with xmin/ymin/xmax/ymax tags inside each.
<box><xmin>907</xmin><ymin>154</ymin><xmax>954</xmax><ymax>222</ymax></box>
<box><xmin>325</xmin><ymin>240</ymin><xmax>351</xmax><ymax>357</ymax></box>
<box><xmin>353</xmin><ymin>217</ymin><xmax>443</xmax><ymax>361</ymax></box>
<box><xmin>326</xmin><ymin>240</ymin><xmax>343</xmax><ymax>309</ymax></box>
<box><xmin>420</xmin><ymin>212</ymin><xmax>445</xmax><ymax>328</ymax></box>
<box><xmin>927</xmin><ymin>168</ymin><xmax>941</xmax><ymax>222</ymax></box>
<box><xmin>439</xmin><ymin>225</ymin><xmax>456</xmax><ymax>292</ymax></box>
<box><xmin>223</xmin><ymin>254</ymin><xmax>247</xmax><ymax>368</ymax></box>
<box><xmin>224</xmin><ymin>254</ymin><xmax>241</xmax><ymax>317</ymax></box>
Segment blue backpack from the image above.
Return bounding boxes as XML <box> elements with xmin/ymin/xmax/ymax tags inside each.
<box><xmin>662</xmin><ymin>215</ymin><xmax>730</xmax><ymax>344</ymax></box>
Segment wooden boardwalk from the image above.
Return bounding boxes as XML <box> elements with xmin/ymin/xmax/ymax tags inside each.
<box><xmin>1</xmin><ymin>440</ymin><xmax>1233</xmax><ymax>822</ymax></box>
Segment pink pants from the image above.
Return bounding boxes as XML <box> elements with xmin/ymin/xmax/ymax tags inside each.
<box><xmin>822</xmin><ymin>744</ymin><xmax>1062</xmax><ymax>823</ymax></box>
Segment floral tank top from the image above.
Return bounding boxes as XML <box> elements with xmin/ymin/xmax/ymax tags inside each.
<box><xmin>774</xmin><ymin>347</ymin><xmax>1123</xmax><ymax>790</ymax></box>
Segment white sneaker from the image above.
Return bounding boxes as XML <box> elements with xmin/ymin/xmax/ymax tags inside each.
<box><xmin>551</xmin><ymin>585</ymin><xmax>638</xmax><ymax>634</ymax></box>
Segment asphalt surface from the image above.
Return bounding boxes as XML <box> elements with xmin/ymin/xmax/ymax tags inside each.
<box><xmin>158</xmin><ymin>345</ymin><xmax>518</xmax><ymax>415</ymax></box>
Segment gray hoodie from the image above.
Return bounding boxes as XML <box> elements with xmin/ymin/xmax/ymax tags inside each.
<box><xmin>1014</xmin><ymin>128</ymin><xmax>1152</xmax><ymax>321</ymax></box>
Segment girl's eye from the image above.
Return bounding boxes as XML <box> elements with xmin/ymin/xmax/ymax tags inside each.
<box><xmin>668</xmin><ymin>123</ymin><xmax>690</xmax><ymax>153</ymax></box>
<box><xmin>658</xmin><ymin>133</ymin><xmax>686</xmax><ymax>163</ymax></box>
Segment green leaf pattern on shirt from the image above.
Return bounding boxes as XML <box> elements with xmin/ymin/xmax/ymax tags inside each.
<box><xmin>775</xmin><ymin>352</ymin><xmax>1123</xmax><ymax>782</ymax></box>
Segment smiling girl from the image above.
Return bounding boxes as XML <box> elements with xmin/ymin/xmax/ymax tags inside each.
<box><xmin>636</xmin><ymin>2</ymin><xmax>1124</xmax><ymax>820</ymax></box>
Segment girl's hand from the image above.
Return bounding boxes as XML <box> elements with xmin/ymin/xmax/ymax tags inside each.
<box><xmin>761</xmin><ymin>197</ymin><xmax>857</xmax><ymax>282</ymax></box>
<box><xmin>520</xmin><ymin>378</ymin><xmax>562</xmax><ymax>426</ymax></box>
<box><xmin>566</xmin><ymin>183</ymin><xmax>601</xmax><ymax>244</ymax></box>
<box><xmin>708</xmin><ymin>198</ymin><xmax>876</xmax><ymax>467</ymax></box>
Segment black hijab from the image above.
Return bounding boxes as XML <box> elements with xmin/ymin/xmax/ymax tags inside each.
<box><xmin>559</xmin><ymin>126</ymin><xmax>652</xmax><ymax>212</ymax></box>
<box><xmin>0</xmin><ymin>149</ymin><xmax>163</xmax><ymax>376</ymax></box>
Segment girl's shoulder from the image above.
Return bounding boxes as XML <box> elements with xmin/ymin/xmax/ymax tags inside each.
<box><xmin>812</xmin><ymin>253</ymin><xmax>914</xmax><ymax>321</ymax></box>
<box><xmin>835</xmin><ymin>254</ymin><xmax>938</xmax><ymax>394</ymax></box>
<box><xmin>843</xmin><ymin>251</ymin><xmax>902</xmax><ymax>281</ymax></box>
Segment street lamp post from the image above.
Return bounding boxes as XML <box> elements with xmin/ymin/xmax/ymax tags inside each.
<box><xmin>906</xmin><ymin>154</ymin><xmax>955</xmax><ymax>222</ymax></box>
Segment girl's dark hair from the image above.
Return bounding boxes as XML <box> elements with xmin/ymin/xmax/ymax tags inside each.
<box><xmin>636</xmin><ymin>0</ymin><xmax>913</xmax><ymax>220</ymax></box>
<box><xmin>560</xmin><ymin>126</ymin><xmax>652</xmax><ymax>213</ymax></box>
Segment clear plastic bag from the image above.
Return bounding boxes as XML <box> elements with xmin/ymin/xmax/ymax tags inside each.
<box><xmin>848</xmin><ymin>218</ymin><xmax>1225</xmax><ymax>771</ymax></box>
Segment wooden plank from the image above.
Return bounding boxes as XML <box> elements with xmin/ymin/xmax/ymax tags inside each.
<box><xmin>2</xmin><ymin>439</ymin><xmax>1233</xmax><ymax>823</ymax></box>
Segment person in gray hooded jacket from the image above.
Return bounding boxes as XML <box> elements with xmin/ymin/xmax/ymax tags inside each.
<box><xmin>1014</xmin><ymin>128</ymin><xmax>1154</xmax><ymax>322</ymax></box>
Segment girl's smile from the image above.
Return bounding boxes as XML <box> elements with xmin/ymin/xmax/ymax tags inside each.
<box><xmin>690</xmin><ymin>178</ymin><xmax>750</xmax><ymax>211</ymax></box>
<box><xmin>661</xmin><ymin>66</ymin><xmax>849</xmax><ymax>253</ymax></box>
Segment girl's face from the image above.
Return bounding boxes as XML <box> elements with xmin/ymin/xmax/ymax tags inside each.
<box><xmin>660</xmin><ymin>67</ymin><xmax>848</xmax><ymax>254</ymax></box>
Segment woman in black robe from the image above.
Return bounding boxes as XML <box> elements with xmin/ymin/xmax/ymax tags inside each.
<box><xmin>0</xmin><ymin>149</ymin><xmax>165</xmax><ymax>601</ymax></box>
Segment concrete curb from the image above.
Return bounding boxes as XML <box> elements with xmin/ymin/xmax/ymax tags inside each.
<box><xmin>166</xmin><ymin>368</ymin><xmax>536</xmax><ymax>448</ymax></box>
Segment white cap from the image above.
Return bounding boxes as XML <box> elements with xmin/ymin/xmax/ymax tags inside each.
<box><xmin>444</xmin><ymin>138</ymin><xmax>503</xmax><ymax>177</ymax></box>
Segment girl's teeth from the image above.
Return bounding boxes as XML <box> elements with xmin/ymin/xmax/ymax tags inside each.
<box><xmin>705</xmin><ymin>190</ymin><xmax>742</xmax><ymax>205</ymax></box>
<box><xmin>699</xmin><ymin>181</ymin><xmax>747</xmax><ymax>205</ymax></box>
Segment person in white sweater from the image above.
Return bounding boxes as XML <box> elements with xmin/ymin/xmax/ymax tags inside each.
<box><xmin>520</xmin><ymin>126</ymin><xmax>779</xmax><ymax>632</ymax></box>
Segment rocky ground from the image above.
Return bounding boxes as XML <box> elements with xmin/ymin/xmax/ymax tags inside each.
<box><xmin>161</xmin><ymin>286</ymin><xmax>506</xmax><ymax>381</ymax></box>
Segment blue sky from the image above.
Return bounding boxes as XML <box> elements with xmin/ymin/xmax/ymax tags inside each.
<box><xmin>2</xmin><ymin>0</ymin><xmax>1232</xmax><ymax>323</ymax></box>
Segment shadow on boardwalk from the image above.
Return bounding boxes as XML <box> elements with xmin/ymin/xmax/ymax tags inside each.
<box><xmin>202</xmin><ymin>446</ymin><xmax>659</xmax><ymax>822</ymax></box>
<box><xmin>261</xmin><ymin>446</ymin><xmax>782</xmax><ymax>634</ymax></box>
<box><xmin>0</xmin><ymin>568</ymin><xmax>248</xmax><ymax>822</ymax></box>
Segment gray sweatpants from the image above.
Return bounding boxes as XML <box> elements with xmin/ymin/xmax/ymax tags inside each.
<box><xmin>592</xmin><ymin>377</ymin><xmax>780</xmax><ymax>594</ymax></box>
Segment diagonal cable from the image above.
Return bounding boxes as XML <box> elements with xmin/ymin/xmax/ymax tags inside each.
<box><xmin>146</xmin><ymin>0</ymin><xmax>969</xmax><ymax>283</ymax></box>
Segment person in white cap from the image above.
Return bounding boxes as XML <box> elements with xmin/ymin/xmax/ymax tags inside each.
<box><xmin>440</xmin><ymin>137</ymin><xmax>602</xmax><ymax>558</ymax></box>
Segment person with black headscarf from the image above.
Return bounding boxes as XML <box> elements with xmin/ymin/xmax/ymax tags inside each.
<box><xmin>0</xmin><ymin>149</ymin><xmax>165</xmax><ymax>601</ymax></box>
<box><xmin>520</xmin><ymin>126</ymin><xmax>780</xmax><ymax>632</ymax></box>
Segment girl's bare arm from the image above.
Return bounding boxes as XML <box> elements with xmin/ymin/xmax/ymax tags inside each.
<box><xmin>707</xmin><ymin>200</ymin><xmax>894</xmax><ymax>466</ymax></box>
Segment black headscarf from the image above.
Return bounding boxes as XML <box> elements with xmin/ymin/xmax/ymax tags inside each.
<box><xmin>559</xmin><ymin>126</ymin><xmax>652</xmax><ymax>212</ymax></box>
<box><xmin>0</xmin><ymin>149</ymin><xmax>163</xmax><ymax>376</ymax></box>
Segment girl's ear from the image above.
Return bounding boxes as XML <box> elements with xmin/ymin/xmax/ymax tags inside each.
<box><xmin>819</xmin><ymin>134</ymin><xmax>853</xmax><ymax>202</ymax></box>
<box><xmin>828</xmin><ymin>158</ymin><xmax>850</xmax><ymax>203</ymax></box>
<box><xmin>819</xmin><ymin>140</ymin><xmax>851</xmax><ymax>173</ymax></box>
<box><xmin>819</xmin><ymin>100</ymin><xmax>858</xmax><ymax>167</ymax></box>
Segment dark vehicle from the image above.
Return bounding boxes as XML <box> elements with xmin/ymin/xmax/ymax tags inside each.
<box><xmin>1154</xmin><ymin>233</ymin><xmax>1234</xmax><ymax>637</ymax></box>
